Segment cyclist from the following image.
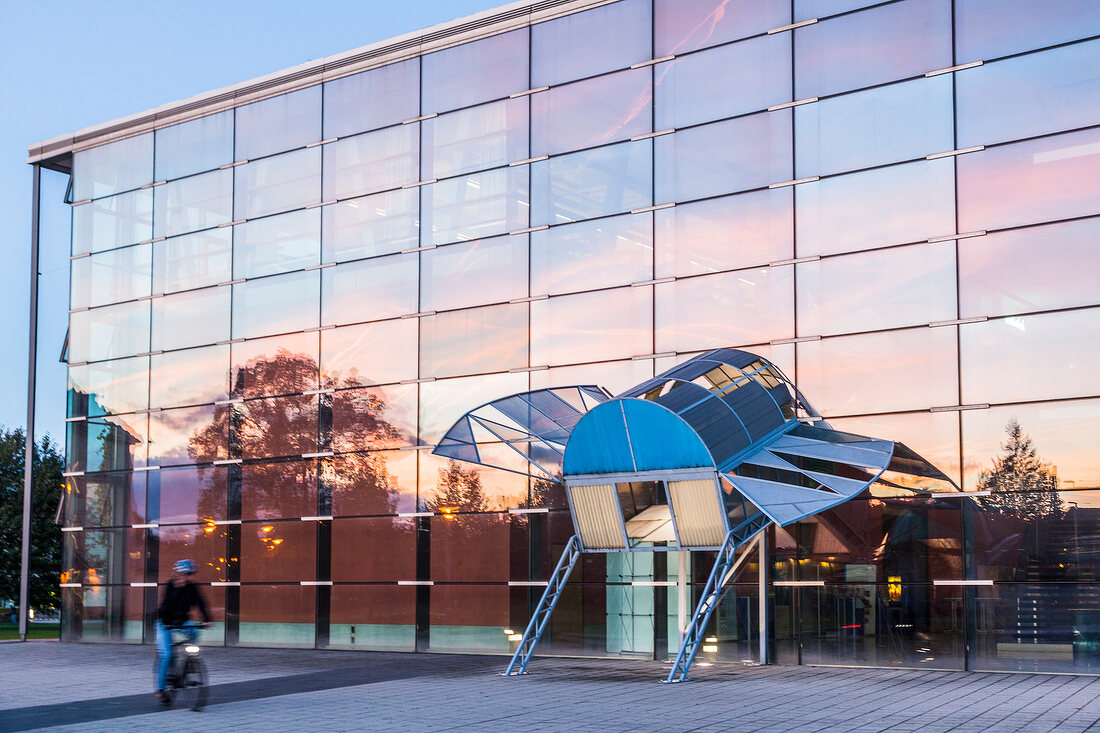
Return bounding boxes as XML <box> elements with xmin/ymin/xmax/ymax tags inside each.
<box><xmin>155</xmin><ymin>559</ymin><xmax>211</xmax><ymax>705</ymax></box>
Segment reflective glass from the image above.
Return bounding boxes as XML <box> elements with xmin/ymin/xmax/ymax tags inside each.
<box><xmin>422</xmin><ymin>29</ymin><xmax>528</xmax><ymax>114</ymax></box>
<box><xmin>655</xmin><ymin>111</ymin><xmax>791</xmax><ymax>203</ymax></box>
<box><xmin>241</xmin><ymin>460</ymin><xmax>318</xmax><ymax>520</ymax></box>
<box><xmin>149</xmin><ymin>344</ymin><xmax>230</xmax><ymax>408</ymax></box>
<box><xmin>71</xmin><ymin>189</ymin><xmax>153</xmax><ymax>255</ymax></box>
<box><xmin>238</xmin><ymin>584</ymin><xmax>316</xmax><ymax>646</ymax></box>
<box><xmin>654</xmin><ymin>268</ymin><xmax>794</xmax><ymax>353</ymax></box>
<box><xmin>68</xmin><ymin>356</ymin><xmax>148</xmax><ymax>417</ymax></box>
<box><xmin>157</xmin><ymin>465</ymin><xmax>228</xmax><ymax>524</ymax></box>
<box><xmin>155</xmin><ymin>110</ymin><xmax>233</xmax><ymax>181</ymax></box>
<box><xmin>955</xmin><ymin>0</ymin><xmax>1100</xmax><ymax>62</ymax></box>
<box><xmin>230</xmin><ymin>332</ymin><xmax>319</xmax><ymax>400</ymax></box>
<box><xmin>233</xmin><ymin>208</ymin><xmax>319</xmax><ymax>279</ymax></box>
<box><xmin>532</xmin><ymin>140</ymin><xmax>651</xmax><ymax>227</ymax></box>
<box><xmin>239</xmin><ymin>523</ymin><xmax>317</xmax><ymax>583</ymax></box>
<box><xmin>795</xmin><ymin>75</ymin><xmax>953</xmax><ymax>178</ymax></box>
<box><xmin>531</xmin><ymin>287</ymin><xmax>652</xmax><ymax>366</ymax></box>
<box><xmin>322</xmin><ymin>124</ymin><xmax>418</xmax><ymax>201</ymax></box>
<box><xmin>74</xmin><ymin>473</ymin><xmax>147</xmax><ymax>528</ymax></box>
<box><xmin>235</xmin><ymin>86</ymin><xmax>321</xmax><ymax>160</ymax></box>
<box><xmin>152</xmin><ymin>228</ymin><xmax>232</xmax><ymax>294</ymax></box>
<box><xmin>331</xmin><ymin>518</ymin><xmax>416</xmax><ymax>580</ymax></box>
<box><xmin>237</xmin><ymin>395</ymin><xmax>319</xmax><ymax>459</ymax></box>
<box><xmin>321</xmin><ymin>188</ymin><xmax>418</xmax><ymax>262</ymax></box>
<box><xmin>151</xmin><ymin>286</ymin><xmax>231</xmax><ymax>351</ymax></box>
<box><xmin>655</xmin><ymin>34</ymin><xmax>790</xmax><ymax>130</ymax></box>
<box><xmin>323</xmin><ymin>58</ymin><xmax>419</xmax><ymax>139</ymax></box>
<box><xmin>321</xmin><ymin>320</ymin><xmax>417</xmax><ymax>388</ymax></box>
<box><xmin>829</xmin><ymin>410</ymin><xmax>962</xmax><ymax>489</ymax></box>
<box><xmin>153</xmin><ymin>169</ymin><xmax>233</xmax><ymax>238</ymax></box>
<box><xmin>794</xmin><ymin>0</ymin><xmax>952</xmax><ymax>99</ymax></box>
<box><xmin>418</xmin><ymin>450</ymin><xmax>529</xmax><ymax>511</ymax></box>
<box><xmin>427</xmin><ymin>584</ymin><xmax>512</xmax><ymax>653</ymax></box>
<box><xmin>421</xmin><ymin>167</ymin><xmax>529</xmax><ymax>245</ymax></box>
<box><xmin>73</xmin><ymin>133</ymin><xmax>153</xmax><ymax>201</ymax></box>
<box><xmin>796</xmin><ymin>159</ymin><xmax>955</xmax><ymax>257</ymax></box>
<box><xmin>530</xmin><ymin>358</ymin><xmax>656</xmax><ymax>398</ymax></box>
<box><xmin>423</xmin><ymin>98</ymin><xmax>528</xmax><ymax>180</ymax></box>
<box><xmin>327</xmin><ymin>585</ymin><xmax>416</xmax><ymax>651</ymax></box>
<box><xmin>532</xmin><ymin>0</ymin><xmax>651</xmax><ymax>86</ymax></box>
<box><xmin>531</xmin><ymin>213</ymin><xmax>652</xmax><ymax>296</ymax></box>
<box><xmin>327</xmin><ymin>449</ymin><xmax>418</xmax><ymax>516</ymax></box>
<box><xmin>421</xmin><ymin>235</ymin><xmax>527</xmax><ymax>311</ymax></box>
<box><xmin>794</xmin><ymin>0</ymin><xmax>883</xmax><ymax>19</ymax></box>
<box><xmin>69</xmin><ymin>413</ymin><xmax>148</xmax><ymax>472</ymax></box>
<box><xmin>430</xmin><ymin>514</ymin><xmax>513</xmax><ymax>581</ymax></box>
<box><xmin>69</xmin><ymin>301</ymin><xmax>150</xmax><ymax>364</ymax></box>
<box><xmin>234</xmin><ymin>147</ymin><xmax>321</xmax><ymax>220</ymax></box>
<box><xmin>232</xmin><ymin>269</ymin><xmax>320</xmax><ymax>339</ymax></box>
<box><xmin>797</xmin><ymin>242</ymin><xmax>957</xmax><ymax>336</ymax></box>
<box><xmin>321</xmin><ymin>254</ymin><xmax>417</xmax><ymax>325</ymax></box>
<box><xmin>655</xmin><ymin>188</ymin><xmax>792</xmax><ymax>278</ymax></box>
<box><xmin>149</xmin><ymin>404</ymin><xmax>226</xmax><ymax>466</ymax></box>
<box><xmin>532</xmin><ymin>69</ymin><xmax>650</xmax><ymax>157</ymax></box>
<box><xmin>70</xmin><ymin>244</ymin><xmax>151</xmax><ymax>309</ymax></box>
<box><xmin>331</xmin><ymin>384</ymin><xmax>418</xmax><ymax>452</ymax></box>
<box><xmin>420</xmin><ymin>303</ymin><xmax>528</xmax><ymax>378</ymax></box>
<box><xmin>418</xmin><ymin>371</ymin><xmax>529</xmax><ymax>445</ymax></box>
<box><xmin>655</xmin><ymin>0</ymin><xmax>790</xmax><ymax>56</ymax></box>
<box><xmin>157</xmin><ymin>525</ymin><xmax>226</xmax><ymax>585</ymax></box>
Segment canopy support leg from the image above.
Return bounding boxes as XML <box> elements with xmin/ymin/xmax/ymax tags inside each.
<box><xmin>503</xmin><ymin>534</ymin><xmax>581</xmax><ymax>676</ymax></box>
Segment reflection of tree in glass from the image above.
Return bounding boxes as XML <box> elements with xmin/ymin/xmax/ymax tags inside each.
<box><xmin>977</xmin><ymin>418</ymin><xmax>1061</xmax><ymax>521</ymax></box>
<box><xmin>425</xmin><ymin>459</ymin><xmax>489</xmax><ymax>513</ymax></box>
<box><xmin>523</xmin><ymin>474</ymin><xmax>564</xmax><ymax>509</ymax></box>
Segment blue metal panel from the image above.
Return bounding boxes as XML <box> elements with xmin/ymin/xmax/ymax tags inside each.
<box><xmin>562</xmin><ymin>401</ymin><xmax>637</xmax><ymax>475</ymax></box>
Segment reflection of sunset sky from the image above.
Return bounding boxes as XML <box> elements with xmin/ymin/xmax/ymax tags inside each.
<box><xmin>321</xmin><ymin>319</ymin><xmax>417</xmax><ymax>387</ymax></box>
<box><xmin>531</xmin><ymin>287</ymin><xmax>652</xmax><ymax>366</ymax></box>
<box><xmin>532</xmin><ymin>213</ymin><xmax>651</xmax><ymax>295</ymax></box>
<box><xmin>321</xmin><ymin>188</ymin><xmax>419</xmax><ymax>262</ymax></box>
<box><xmin>151</xmin><ymin>345</ymin><xmax>229</xmax><ymax>407</ymax></box>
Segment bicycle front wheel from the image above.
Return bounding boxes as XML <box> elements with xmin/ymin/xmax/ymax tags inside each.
<box><xmin>177</xmin><ymin>655</ymin><xmax>208</xmax><ymax>711</ymax></box>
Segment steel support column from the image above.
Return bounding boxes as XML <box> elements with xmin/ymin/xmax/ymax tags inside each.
<box><xmin>758</xmin><ymin>529</ymin><xmax>768</xmax><ymax>664</ymax></box>
<box><xmin>19</xmin><ymin>164</ymin><xmax>41</xmax><ymax>642</ymax></box>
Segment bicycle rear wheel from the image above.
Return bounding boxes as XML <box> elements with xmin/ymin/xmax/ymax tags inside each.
<box><xmin>176</xmin><ymin>654</ymin><xmax>208</xmax><ymax>711</ymax></box>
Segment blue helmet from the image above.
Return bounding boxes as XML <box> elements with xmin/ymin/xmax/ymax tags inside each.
<box><xmin>173</xmin><ymin>559</ymin><xmax>196</xmax><ymax>576</ymax></box>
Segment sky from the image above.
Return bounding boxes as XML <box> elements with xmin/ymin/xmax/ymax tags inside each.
<box><xmin>0</xmin><ymin>0</ymin><xmax>500</xmax><ymax>445</ymax></box>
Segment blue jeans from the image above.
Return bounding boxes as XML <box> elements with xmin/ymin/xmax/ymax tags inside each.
<box><xmin>155</xmin><ymin>621</ymin><xmax>199</xmax><ymax>691</ymax></box>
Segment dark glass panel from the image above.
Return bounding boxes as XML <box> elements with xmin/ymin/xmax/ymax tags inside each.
<box><xmin>321</xmin><ymin>188</ymin><xmax>419</xmax><ymax>262</ymax></box>
<box><xmin>73</xmin><ymin>133</ymin><xmax>153</xmax><ymax>201</ymax></box>
<box><xmin>417</xmin><ymin>370</ymin><xmax>529</xmax><ymax>445</ymax></box>
<box><xmin>532</xmin><ymin>0</ymin><xmax>651</xmax><ymax>86</ymax></box>
<box><xmin>231</xmin><ymin>331</ymin><xmax>319</xmax><ymax>400</ymax></box>
<box><xmin>68</xmin><ymin>301</ymin><xmax>150</xmax><ymax>364</ymax></box>
<box><xmin>233</xmin><ymin>148</ymin><xmax>321</xmax><ymax>220</ymax></box>
<box><xmin>322</xmin><ymin>124</ymin><xmax>418</xmax><ymax>201</ymax></box>
<box><xmin>236</xmin><ymin>395</ymin><xmax>319</xmax><ymax>460</ymax></box>
<box><xmin>655</xmin><ymin>0</ymin><xmax>789</xmax><ymax>56</ymax></box>
<box><xmin>66</xmin><ymin>527</ymin><xmax>146</xmax><ymax>586</ymax></box>
<box><xmin>241</xmin><ymin>459</ymin><xmax>318</xmax><ymax>521</ymax></box>
<box><xmin>532</xmin><ymin>69</ymin><xmax>651</xmax><ymax>157</ymax></box>
<box><xmin>153</xmin><ymin>169</ymin><xmax>233</xmax><ymax>238</ymax></box>
<box><xmin>327</xmin><ymin>450</ymin><xmax>417</xmax><ymax>516</ymax></box>
<box><xmin>70</xmin><ymin>244</ymin><xmax>151</xmax><ymax>309</ymax></box>
<box><xmin>532</xmin><ymin>140</ymin><xmax>651</xmax><ymax>227</ymax></box>
<box><xmin>67</xmin><ymin>415</ymin><xmax>147</xmax><ymax>473</ymax></box>
<box><xmin>531</xmin><ymin>287</ymin><xmax>653</xmax><ymax>367</ymax></box>
<box><xmin>232</xmin><ymin>269</ymin><xmax>320</xmax><ymax>339</ymax></box>
<box><xmin>532</xmin><ymin>213</ymin><xmax>652</xmax><ymax>296</ymax></box>
<box><xmin>235</xmin><ymin>86</ymin><xmax>321</xmax><ymax>160</ymax></box>
<box><xmin>157</xmin><ymin>465</ymin><xmax>228</xmax><ymax>524</ymax></box>
<box><xmin>429</xmin><ymin>584</ymin><xmax>512</xmax><ymax>653</ymax></box>
<box><xmin>420</xmin><ymin>303</ymin><xmax>528</xmax><ymax>378</ymax></box>
<box><xmin>77</xmin><ymin>472</ymin><xmax>147</xmax><ymax>527</ymax></box>
<box><xmin>331</xmin><ymin>517</ymin><xmax>416</xmax><ymax>581</ymax></box>
<box><xmin>72</xmin><ymin>189</ymin><xmax>153</xmax><ymax>255</ymax></box>
<box><xmin>326</xmin><ymin>585</ymin><xmax>416</xmax><ymax>650</ymax></box>
<box><xmin>151</xmin><ymin>286</ymin><xmax>231</xmax><ymax>351</ymax></box>
<box><xmin>430</xmin><ymin>514</ymin><xmax>513</xmax><ymax>582</ymax></box>
<box><xmin>149</xmin><ymin>404</ymin><xmax>227</xmax><ymax>466</ymax></box>
<box><xmin>155</xmin><ymin>110</ymin><xmax>233</xmax><ymax>182</ymax></box>
<box><xmin>421</xmin><ymin>167</ymin><xmax>529</xmax><ymax>245</ymax></box>
<box><xmin>237</xmin><ymin>584</ymin><xmax>316</xmax><ymax>647</ymax></box>
<box><xmin>157</xmin><ymin>524</ymin><xmax>228</xmax><ymax>584</ymax></box>
<box><xmin>422</xmin><ymin>29</ymin><xmax>529</xmax><ymax>114</ymax></box>
<box><xmin>422</xmin><ymin>97</ymin><xmax>528</xmax><ymax>180</ymax></box>
<box><xmin>68</xmin><ymin>356</ymin><xmax>148</xmax><ymax>417</ymax></box>
<box><xmin>152</xmin><ymin>228</ymin><xmax>232</xmax><ymax>294</ymax></box>
<box><xmin>321</xmin><ymin>320</ymin><xmax>417</xmax><ymax>388</ymax></box>
<box><xmin>421</xmin><ymin>235</ymin><xmax>528</xmax><ymax>311</ymax></box>
<box><xmin>232</xmin><ymin>208</ymin><xmax>319</xmax><ymax>279</ymax></box>
<box><xmin>331</xmin><ymin>383</ymin><xmax>417</xmax><ymax>453</ymax></box>
<box><xmin>323</xmin><ymin>58</ymin><xmax>419</xmax><ymax>138</ymax></box>
<box><xmin>955</xmin><ymin>0</ymin><xmax>1100</xmax><ymax>62</ymax></box>
<box><xmin>321</xmin><ymin>254</ymin><xmax>417</xmax><ymax>326</ymax></box>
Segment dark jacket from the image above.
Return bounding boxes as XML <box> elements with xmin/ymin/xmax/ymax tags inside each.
<box><xmin>156</xmin><ymin>580</ymin><xmax>211</xmax><ymax>627</ymax></box>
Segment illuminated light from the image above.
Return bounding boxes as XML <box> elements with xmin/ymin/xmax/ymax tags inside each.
<box><xmin>702</xmin><ymin>645</ymin><xmax>718</xmax><ymax>653</ymax></box>
<box><xmin>508</xmin><ymin>634</ymin><xmax>523</xmax><ymax>642</ymax></box>
<box><xmin>888</xmin><ymin>575</ymin><xmax>902</xmax><ymax>601</ymax></box>
<box><xmin>261</xmin><ymin>526</ymin><xmax>274</xmax><ymax>533</ymax></box>
<box><xmin>842</xmin><ymin>624</ymin><xmax>861</xmax><ymax>629</ymax></box>
<box><xmin>185</xmin><ymin>645</ymin><xmax>200</xmax><ymax>654</ymax></box>
<box><xmin>29</xmin><ymin>609</ymin><xmax>34</xmax><ymax>620</ymax></box>
<box><xmin>272</xmin><ymin>538</ymin><xmax>284</xmax><ymax>545</ymax></box>
<box><xmin>704</xmin><ymin>636</ymin><xmax>717</xmax><ymax>643</ymax></box>
<box><xmin>204</xmin><ymin>526</ymin><xmax>215</xmax><ymax>534</ymax></box>
<box><xmin>504</xmin><ymin>629</ymin><xmax>515</xmax><ymax>635</ymax></box>
<box><xmin>696</xmin><ymin>662</ymin><xmax>713</xmax><ymax>667</ymax></box>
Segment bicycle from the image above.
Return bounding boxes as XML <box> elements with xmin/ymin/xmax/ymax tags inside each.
<box><xmin>160</xmin><ymin>622</ymin><xmax>208</xmax><ymax>711</ymax></box>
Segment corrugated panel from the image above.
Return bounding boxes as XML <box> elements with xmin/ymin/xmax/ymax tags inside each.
<box><xmin>568</xmin><ymin>484</ymin><xmax>626</xmax><ymax>549</ymax></box>
<box><xmin>667</xmin><ymin>478</ymin><xmax>727</xmax><ymax>548</ymax></box>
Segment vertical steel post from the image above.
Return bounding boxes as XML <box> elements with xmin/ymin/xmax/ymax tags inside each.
<box><xmin>677</xmin><ymin>551</ymin><xmax>687</xmax><ymax>647</ymax></box>
<box><xmin>19</xmin><ymin>164</ymin><xmax>42</xmax><ymax>642</ymax></box>
<box><xmin>758</xmin><ymin>530</ymin><xmax>768</xmax><ymax>664</ymax></box>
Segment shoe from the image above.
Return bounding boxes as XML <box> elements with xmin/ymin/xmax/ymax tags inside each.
<box><xmin>157</xmin><ymin>690</ymin><xmax>170</xmax><ymax>706</ymax></box>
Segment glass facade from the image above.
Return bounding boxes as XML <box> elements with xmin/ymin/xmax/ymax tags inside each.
<box><xmin>55</xmin><ymin>0</ymin><xmax>1100</xmax><ymax>673</ymax></box>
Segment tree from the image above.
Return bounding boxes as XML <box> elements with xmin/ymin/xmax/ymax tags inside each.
<box><xmin>426</xmin><ymin>459</ymin><xmax>489</xmax><ymax>514</ymax></box>
<box><xmin>0</xmin><ymin>428</ymin><xmax>64</xmax><ymax>612</ymax></box>
<box><xmin>977</xmin><ymin>418</ymin><xmax>1061</xmax><ymax>522</ymax></box>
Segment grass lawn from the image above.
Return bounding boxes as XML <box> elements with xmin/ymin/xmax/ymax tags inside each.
<box><xmin>0</xmin><ymin>623</ymin><xmax>60</xmax><ymax>641</ymax></box>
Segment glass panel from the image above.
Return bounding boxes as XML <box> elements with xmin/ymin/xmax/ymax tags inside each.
<box><xmin>332</xmin><ymin>384</ymin><xmax>418</xmax><ymax>452</ymax></box>
<box><xmin>531</xmin><ymin>287</ymin><xmax>652</xmax><ymax>366</ymax></box>
<box><xmin>69</xmin><ymin>301</ymin><xmax>150</xmax><ymax>363</ymax></box>
<box><xmin>423</xmin><ymin>97</ymin><xmax>528</xmax><ymax>180</ymax></box>
<box><xmin>655</xmin><ymin>110</ymin><xmax>791</xmax><ymax>203</ymax></box>
<box><xmin>655</xmin><ymin>268</ymin><xmax>793</xmax><ymax>353</ymax></box>
<box><xmin>795</xmin><ymin>75</ymin><xmax>953</xmax><ymax>178</ymax></box>
<box><xmin>241</xmin><ymin>460</ymin><xmax>318</xmax><ymax>520</ymax></box>
<box><xmin>420</xmin><ymin>303</ymin><xmax>528</xmax><ymax>378</ymax></box>
<box><xmin>71</xmin><ymin>189</ymin><xmax>153</xmax><ymax>255</ymax></box>
<box><xmin>73</xmin><ymin>133</ymin><xmax>153</xmax><ymax>200</ymax></box>
<box><xmin>232</xmin><ymin>270</ymin><xmax>320</xmax><ymax>339</ymax></box>
<box><xmin>149</xmin><ymin>344</ymin><xmax>229</xmax><ymax>408</ymax></box>
<box><xmin>961</xmin><ymin>309</ymin><xmax>1100</xmax><ymax>405</ymax></box>
<box><xmin>655</xmin><ymin>34</ymin><xmax>790</xmax><ymax>130</ymax></box>
<box><xmin>232</xmin><ymin>208</ymin><xmax>319</xmax><ymax>279</ymax></box>
<box><xmin>530</xmin><ymin>358</ymin><xmax>655</xmax><ymax>398</ymax></box>
<box><xmin>794</xmin><ymin>0</ymin><xmax>952</xmax><ymax>99</ymax></box>
<box><xmin>421</xmin><ymin>167</ymin><xmax>529</xmax><ymax>245</ymax></box>
<box><xmin>155</xmin><ymin>110</ymin><xmax>233</xmax><ymax>181</ymax></box>
<box><xmin>323</xmin><ymin>58</ymin><xmax>419</xmax><ymax>139</ymax></box>
<box><xmin>428</xmin><ymin>584</ymin><xmax>512</xmax><ymax>653</ymax></box>
<box><xmin>235</xmin><ymin>86</ymin><xmax>321</xmax><ymax>160</ymax></box>
<box><xmin>794</xmin><ymin>0</ymin><xmax>883</xmax><ymax>19</ymax></box>
<box><xmin>153</xmin><ymin>169</ymin><xmax>232</xmax><ymax>238</ymax></box>
<box><xmin>829</xmin><ymin>410</ymin><xmax>962</xmax><ymax>489</ymax></box>
<box><xmin>152</xmin><ymin>228</ymin><xmax>232</xmax><ymax>294</ymax></box>
<box><xmin>532</xmin><ymin>0</ymin><xmax>652</xmax><ymax>86</ymax></box>
<box><xmin>157</xmin><ymin>465</ymin><xmax>228</xmax><ymax>524</ymax></box>
<box><xmin>418</xmin><ymin>371</ymin><xmax>529</xmax><ymax>445</ymax></box>
<box><xmin>796</xmin><ymin>327</ymin><xmax>959</xmax><ymax>415</ymax></box>
<box><xmin>68</xmin><ymin>356</ymin><xmax>148</xmax><ymax>417</ymax></box>
<box><xmin>957</xmin><ymin>128</ymin><xmax>1100</xmax><ymax>232</ymax></box>
<box><xmin>797</xmin><ymin>242</ymin><xmax>957</xmax><ymax>336</ymax></box>
<box><xmin>955</xmin><ymin>0</ymin><xmax>1100</xmax><ymax>62</ymax></box>
<box><xmin>958</xmin><ymin>219</ymin><xmax>1100</xmax><ymax>319</ymax></box>
<box><xmin>231</xmin><ymin>332</ymin><xmax>319</xmax><ymax>400</ymax></box>
<box><xmin>322</xmin><ymin>124</ymin><xmax>418</xmax><ymax>201</ymax></box>
<box><xmin>532</xmin><ymin>140</ymin><xmax>651</xmax><ymax>227</ymax></box>
<box><xmin>237</xmin><ymin>395</ymin><xmax>319</xmax><ymax>459</ymax></box>
<box><xmin>237</xmin><ymin>584</ymin><xmax>315</xmax><ymax>647</ymax></box>
<box><xmin>327</xmin><ymin>585</ymin><xmax>416</xmax><ymax>651</ymax></box>
<box><xmin>796</xmin><ymin>159</ymin><xmax>956</xmax><ymax>257</ymax></box>
<box><xmin>72</xmin><ymin>473</ymin><xmax>147</xmax><ymax>527</ymax></box>
<box><xmin>655</xmin><ymin>188</ymin><xmax>792</xmax><ymax>278</ymax></box>
<box><xmin>531</xmin><ymin>212</ymin><xmax>652</xmax><ymax>296</ymax></box>
<box><xmin>419</xmin><ymin>451</ymin><xmax>529</xmax><ymax>510</ymax></box>
<box><xmin>69</xmin><ymin>413</ymin><xmax>148</xmax><ymax>472</ymax></box>
<box><xmin>422</xmin><ymin>29</ymin><xmax>529</xmax><ymax>114</ymax></box>
<box><xmin>321</xmin><ymin>254</ymin><xmax>417</xmax><ymax>326</ymax></box>
<box><xmin>327</xmin><ymin>449</ymin><xmax>418</xmax><ymax>516</ymax></box>
<box><xmin>157</xmin><ymin>525</ymin><xmax>227</xmax><ymax>585</ymax></box>
<box><xmin>321</xmin><ymin>320</ymin><xmax>417</xmax><ymax>388</ymax></box>
<box><xmin>430</xmin><ymin>514</ymin><xmax>513</xmax><ymax>581</ymax></box>
<box><xmin>149</xmin><ymin>404</ymin><xmax>226</xmax><ymax>466</ymax></box>
<box><xmin>532</xmin><ymin>69</ymin><xmax>651</xmax><ymax>157</ymax></box>
<box><xmin>151</xmin><ymin>286</ymin><xmax>230</xmax><ymax>351</ymax></box>
<box><xmin>655</xmin><ymin>0</ymin><xmax>790</xmax><ymax>56</ymax></box>
<box><xmin>331</xmin><ymin>517</ymin><xmax>415</xmax><ymax>580</ymax></box>
<box><xmin>70</xmin><ymin>244</ymin><xmax>151</xmax><ymax>309</ymax></box>
<box><xmin>421</xmin><ymin>235</ymin><xmax>527</xmax><ymax>311</ymax></box>
<box><xmin>321</xmin><ymin>188</ymin><xmax>418</xmax><ymax>263</ymax></box>
<box><xmin>234</xmin><ymin>147</ymin><xmax>321</xmax><ymax>220</ymax></box>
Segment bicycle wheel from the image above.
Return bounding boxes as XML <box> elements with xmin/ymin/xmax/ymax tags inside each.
<box><xmin>176</xmin><ymin>654</ymin><xmax>208</xmax><ymax>711</ymax></box>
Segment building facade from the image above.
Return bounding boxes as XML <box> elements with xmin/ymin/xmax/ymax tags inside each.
<box><xmin>31</xmin><ymin>0</ymin><xmax>1100</xmax><ymax>674</ymax></box>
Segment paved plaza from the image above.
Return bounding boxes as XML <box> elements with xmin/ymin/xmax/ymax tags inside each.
<box><xmin>4</xmin><ymin>641</ymin><xmax>1100</xmax><ymax>731</ymax></box>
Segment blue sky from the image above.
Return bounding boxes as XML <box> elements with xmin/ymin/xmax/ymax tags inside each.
<box><xmin>0</xmin><ymin>0</ymin><xmax>499</xmax><ymax>445</ymax></box>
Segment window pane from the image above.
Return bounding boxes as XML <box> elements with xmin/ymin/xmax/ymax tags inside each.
<box><xmin>240</xmin><ymin>522</ymin><xmax>317</xmax><ymax>583</ymax></box>
<box><xmin>241</xmin><ymin>460</ymin><xmax>318</xmax><ymax>520</ymax></box>
<box><xmin>238</xmin><ymin>396</ymin><xmax>319</xmax><ymax>459</ymax></box>
<box><xmin>531</xmin><ymin>213</ymin><xmax>652</xmax><ymax>296</ymax></box>
<box><xmin>532</xmin><ymin>140</ymin><xmax>651</xmax><ymax>227</ymax></box>
<box><xmin>150</xmin><ymin>344</ymin><xmax>230</xmax><ymax>409</ymax></box>
<box><xmin>152</xmin><ymin>286</ymin><xmax>231</xmax><ymax>351</ymax></box>
<box><xmin>235</xmin><ymin>87</ymin><xmax>321</xmax><ymax>160</ymax></box>
<box><xmin>797</xmin><ymin>242</ymin><xmax>957</xmax><ymax>336</ymax></box>
<box><xmin>332</xmin><ymin>385</ymin><xmax>417</xmax><ymax>452</ymax></box>
<box><xmin>231</xmin><ymin>332</ymin><xmax>319</xmax><ymax>400</ymax></box>
<box><xmin>327</xmin><ymin>585</ymin><xmax>415</xmax><ymax>650</ymax></box>
<box><xmin>655</xmin><ymin>268</ymin><xmax>793</xmax><ymax>352</ymax></box>
<box><xmin>323</xmin><ymin>58</ymin><xmax>419</xmax><ymax>138</ymax></box>
<box><xmin>321</xmin><ymin>254</ymin><xmax>417</xmax><ymax>326</ymax></box>
<box><xmin>531</xmin><ymin>287</ymin><xmax>652</xmax><ymax>366</ymax></box>
<box><xmin>794</xmin><ymin>0</ymin><xmax>952</xmax><ymax>99</ymax></box>
<box><xmin>68</xmin><ymin>356</ymin><xmax>148</xmax><ymax>417</ymax></box>
<box><xmin>155</xmin><ymin>110</ymin><xmax>233</xmax><ymax>182</ymax></box>
<box><xmin>157</xmin><ymin>465</ymin><xmax>228</xmax><ymax>524</ymax></box>
<box><xmin>418</xmin><ymin>371</ymin><xmax>530</xmax><ymax>445</ymax></box>
<box><xmin>421</xmin><ymin>235</ymin><xmax>527</xmax><ymax>311</ymax></box>
<box><xmin>418</xmin><ymin>442</ymin><xmax>529</xmax><ymax>508</ymax></box>
<box><xmin>422</xmin><ymin>29</ymin><xmax>529</xmax><ymax>114</ymax></box>
<box><xmin>152</xmin><ymin>228</ymin><xmax>232</xmax><ymax>294</ymax></box>
<box><xmin>795</xmin><ymin>75</ymin><xmax>953</xmax><ymax>178</ymax></box>
<box><xmin>532</xmin><ymin>69</ymin><xmax>651</xmax><ymax>156</ymax></box>
<box><xmin>655</xmin><ymin>0</ymin><xmax>789</xmax><ymax>56</ymax></box>
<box><xmin>71</xmin><ymin>414</ymin><xmax>148</xmax><ymax>472</ymax></box>
<box><xmin>321</xmin><ymin>320</ymin><xmax>418</xmax><ymax>388</ymax></box>
<box><xmin>331</xmin><ymin>518</ymin><xmax>416</xmax><ymax>581</ymax></box>
<box><xmin>829</xmin><ymin>410</ymin><xmax>962</xmax><ymax>489</ymax></box>
<box><xmin>153</xmin><ymin>169</ymin><xmax>232</xmax><ymax>238</ymax></box>
<box><xmin>149</xmin><ymin>404</ymin><xmax>226</xmax><ymax>466</ymax></box>
<box><xmin>321</xmin><ymin>188</ymin><xmax>419</xmax><ymax>263</ymax></box>
<box><xmin>530</xmin><ymin>358</ymin><xmax>656</xmax><ymax>396</ymax></box>
<box><xmin>421</xmin><ymin>167</ymin><xmax>529</xmax><ymax>245</ymax></box>
<box><xmin>238</xmin><ymin>584</ymin><xmax>315</xmax><ymax>645</ymax></box>
<box><xmin>73</xmin><ymin>133</ymin><xmax>153</xmax><ymax>200</ymax></box>
<box><xmin>232</xmin><ymin>270</ymin><xmax>320</xmax><ymax>339</ymax></box>
<box><xmin>420</xmin><ymin>303</ymin><xmax>528</xmax><ymax>378</ymax></box>
<box><xmin>796</xmin><ymin>159</ymin><xmax>955</xmax><ymax>257</ymax></box>
<box><xmin>655</xmin><ymin>35</ymin><xmax>790</xmax><ymax>130</ymax></box>
<box><xmin>234</xmin><ymin>147</ymin><xmax>321</xmax><ymax>220</ymax></box>
<box><xmin>423</xmin><ymin>98</ymin><xmax>528</xmax><ymax>180</ymax></box>
<box><xmin>233</xmin><ymin>208</ymin><xmax>319</xmax><ymax>279</ymax></box>
<box><xmin>72</xmin><ymin>189</ymin><xmax>153</xmax><ymax>255</ymax></box>
<box><xmin>69</xmin><ymin>301</ymin><xmax>150</xmax><ymax>363</ymax></box>
<box><xmin>532</xmin><ymin>0</ymin><xmax>651</xmax><ymax>86</ymax></box>
<box><xmin>70</xmin><ymin>244</ymin><xmax>151</xmax><ymax>309</ymax></box>
<box><xmin>655</xmin><ymin>110</ymin><xmax>791</xmax><ymax>203</ymax></box>
<box><xmin>957</xmin><ymin>128</ymin><xmax>1100</xmax><ymax>232</ymax></box>
<box><xmin>322</xmin><ymin>124</ymin><xmax>418</xmax><ymax>201</ymax></box>
<box><xmin>795</xmin><ymin>0</ymin><xmax>883</xmax><ymax>19</ymax></box>
<box><xmin>327</xmin><ymin>449</ymin><xmax>417</xmax><ymax>516</ymax></box>
<box><xmin>656</xmin><ymin>188</ymin><xmax>792</xmax><ymax>278</ymax></box>
<box><xmin>955</xmin><ymin>0</ymin><xmax>1100</xmax><ymax>62</ymax></box>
